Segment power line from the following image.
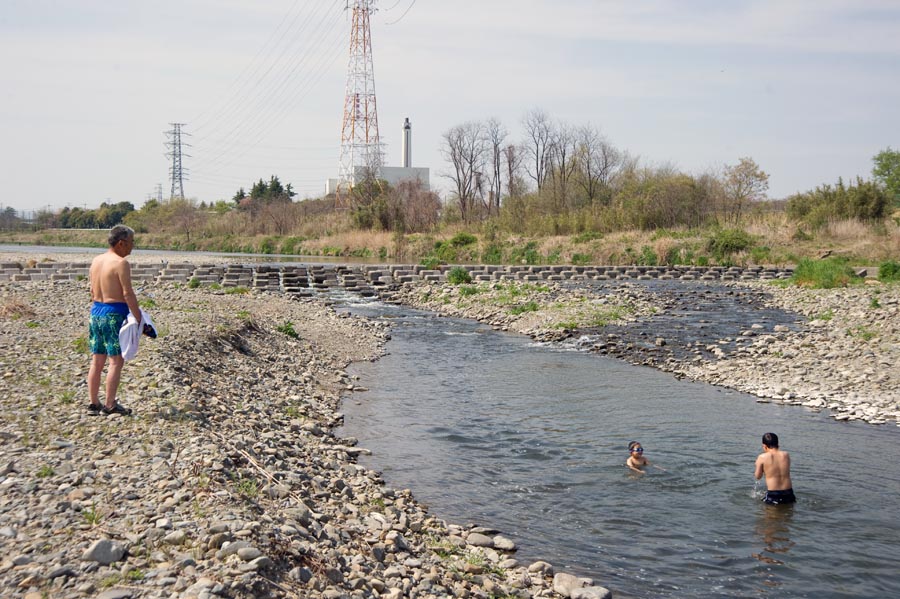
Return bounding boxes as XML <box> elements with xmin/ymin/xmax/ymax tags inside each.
<box><xmin>191</xmin><ymin>13</ymin><xmax>346</xmax><ymax>173</ymax></box>
<box><xmin>191</xmin><ymin>1</ymin><xmax>345</xmax><ymax>147</ymax></box>
<box><xmin>385</xmin><ymin>0</ymin><xmax>417</xmax><ymax>25</ymax></box>
<box><xmin>191</xmin><ymin>0</ymin><xmax>343</xmax><ymax>138</ymax></box>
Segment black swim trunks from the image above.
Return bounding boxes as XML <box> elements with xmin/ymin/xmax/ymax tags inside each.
<box><xmin>764</xmin><ymin>488</ymin><xmax>796</xmax><ymax>505</ymax></box>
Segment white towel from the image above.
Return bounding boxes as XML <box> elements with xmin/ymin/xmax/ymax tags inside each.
<box><xmin>119</xmin><ymin>309</ymin><xmax>157</xmax><ymax>361</ymax></box>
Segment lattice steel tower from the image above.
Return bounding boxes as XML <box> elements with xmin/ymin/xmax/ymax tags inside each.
<box><xmin>338</xmin><ymin>1</ymin><xmax>383</xmax><ymax>198</ymax></box>
<box><xmin>165</xmin><ymin>123</ymin><xmax>190</xmax><ymax>200</ymax></box>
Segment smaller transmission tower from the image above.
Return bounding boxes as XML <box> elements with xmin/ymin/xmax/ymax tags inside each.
<box><xmin>338</xmin><ymin>0</ymin><xmax>383</xmax><ymax>204</ymax></box>
<box><xmin>165</xmin><ymin>123</ymin><xmax>191</xmax><ymax>200</ymax></box>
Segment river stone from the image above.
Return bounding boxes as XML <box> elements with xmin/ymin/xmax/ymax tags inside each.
<box><xmin>572</xmin><ymin>586</ymin><xmax>613</xmax><ymax>599</ymax></box>
<box><xmin>163</xmin><ymin>530</ymin><xmax>186</xmax><ymax>545</ymax></box>
<box><xmin>553</xmin><ymin>572</ymin><xmax>592</xmax><ymax>597</ymax></box>
<box><xmin>47</xmin><ymin>566</ymin><xmax>77</xmax><ymax>579</ymax></box>
<box><xmin>95</xmin><ymin>591</ymin><xmax>133</xmax><ymax>599</ymax></box>
<box><xmin>528</xmin><ymin>560</ymin><xmax>555</xmax><ymax>576</ymax></box>
<box><xmin>466</xmin><ymin>532</ymin><xmax>494</xmax><ymax>547</ymax></box>
<box><xmin>236</xmin><ymin>547</ymin><xmax>263</xmax><ymax>561</ymax></box>
<box><xmin>216</xmin><ymin>540</ymin><xmax>251</xmax><ymax>558</ymax></box>
<box><xmin>493</xmin><ymin>535</ymin><xmax>517</xmax><ymax>551</ymax></box>
<box><xmin>82</xmin><ymin>539</ymin><xmax>126</xmax><ymax>565</ymax></box>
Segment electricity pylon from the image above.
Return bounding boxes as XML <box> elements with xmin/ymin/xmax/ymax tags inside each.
<box><xmin>337</xmin><ymin>0</ymin><xmax>383</xmax><ymax>206</ymax></box>
<box><xmin>165</xmin><ymin>123</ymin><xmax>191</xmax><ymax>200</ymax></box>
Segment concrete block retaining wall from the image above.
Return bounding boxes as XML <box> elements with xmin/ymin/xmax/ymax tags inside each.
<box><xmin>0</xmin><ymin>261</ymin><xmax>796</xmax><ymax>293</ymax></box>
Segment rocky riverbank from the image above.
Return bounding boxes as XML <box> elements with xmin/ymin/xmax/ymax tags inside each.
<box><xmin>0</xmin><ymin>280</ymin><xmax>613</xmax><ymax>599</ymax></box>
<box><xmin>386</xmin><ymin>279</ymin><xmax>900</xmax><ymax>426</ymax></box>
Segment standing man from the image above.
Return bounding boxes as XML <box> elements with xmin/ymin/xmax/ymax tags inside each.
<box><xmin>86</xmin><ymin>224</ymin><xmax>141</xmax><ymax>416</ymax></box>
<box><xmin>754</xmin><ymin>432</ymin><xmax>796</xmax><ymax>505</ymax></box>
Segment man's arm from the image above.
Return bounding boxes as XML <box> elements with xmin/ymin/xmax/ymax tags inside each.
<box><xmin>118</xmin><ymin>261</ymin><xmax>142</xmax><ymax>322</ymax></box>
<box><xmin>754</xmin><ymin>455</ymin><xmax>764</xmax><ymax>480</ymax></box>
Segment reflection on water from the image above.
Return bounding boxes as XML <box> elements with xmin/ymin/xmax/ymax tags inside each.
<box><xmin>338</xmin><ymin>297</ymin><xmax>900</xmax><ymax>598</ymax></box>
<box><xmin>753</xmin><ymin>506</ymin><xmax>796</xmax><ymax>566</ymax></box>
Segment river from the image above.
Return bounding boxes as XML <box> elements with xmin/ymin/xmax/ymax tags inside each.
<box><xmin>337</xmin><ymin>294</ymin><xmax>900</xmax><ymax>598</ymax></box>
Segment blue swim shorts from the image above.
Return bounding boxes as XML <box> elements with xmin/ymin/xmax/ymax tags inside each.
<box><xmin>89</xmin><ymin>302</ymin><xmax>129</xmax><ymax>356</ymax></box>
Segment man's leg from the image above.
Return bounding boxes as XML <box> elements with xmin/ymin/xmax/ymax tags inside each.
<box><xmin>88</xmin><ymin>353</ymin><xmax>106</xmax><ymax>407</ymax></box>
<box><xmin>104</xmin><ymin>355</ymin><xmax>124</xmax><ymax>409</ymax></box>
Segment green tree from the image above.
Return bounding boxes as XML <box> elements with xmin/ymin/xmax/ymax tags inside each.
<box><xmin>872</xmin><ymin>147</ymin><xmax>900</xmax><ymax>205</ymax></box>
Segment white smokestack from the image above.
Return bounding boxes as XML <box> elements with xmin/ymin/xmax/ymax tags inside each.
<box><xmin>402</xmin><ymin>117</ymin><xmax>412</xmax><ymax>168</ymax></box>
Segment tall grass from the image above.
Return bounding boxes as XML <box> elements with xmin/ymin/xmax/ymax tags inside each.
<box><xmin>790</xmin><ymin>258</ymin><xmax>857</xmax><ymax>289</ymax></box>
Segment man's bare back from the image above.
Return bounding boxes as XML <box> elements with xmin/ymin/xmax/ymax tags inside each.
<box><xmin>755</xmin><ymin>449</ymin><xmax>792</xmax><ymax>491</ymax></box>
<box><xmin>90</xmin><ymin>243</ymin><xmax>140</xmax><ymax>321</ymax></box>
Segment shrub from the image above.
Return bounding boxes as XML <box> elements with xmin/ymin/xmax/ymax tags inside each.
<box><xmin>188</xmin><ymin>277</ymin><xmax>200</xmax><ymax>289</ymax></box>
<box><xmin>432</xmin><ymin>241</ymin><xmax>459</xmax><ymax>263</ymax></box>
<box><xmin>259</xmin><ymin>237</ymin><xmax>276</xmax><ymax>254</ymax></box>
<box><xmin>459</xmin><ymin>285</ymin><xmax>483</xmax><ymax>297</ymax></box>
<box><xmin>420</xmin><ymin>256</ymin><xmax>441</xmax><ymax>270</ymax></box>
<box><xmin>638</xmin><ymin>246</ymin><xmax>658</xmax><ymax>266</ymax></box>
<box><xmin>572</xmin><ymin>231</ymin><xmax>603</xmax><ymax>244</ymax></box>
<box><xmin>750</xmin><ymin>246</ymin><xmax>772</xmax><ymax>265</ymax></box>
<box><xmin>706</xmin><ymin>229</ymin><xmax>755</xmax><ymax>259</ymax></box>
<box><xmin>510</xmin><ymin>241</ymin><xmax>541</xmax><ymax>265</ymax></box>
<box><xmin>509</xmin><ymin>301</ymin><xmax>539</xmax><ymax>315</ymax></box>
<box><xmin>791</xmin><ymin>258</ymin><xmax>856</xmax><ymax>288</ymax></box>
<box><xmin>276</xmin><ymin>322</ymin><xmax>299</xmax><ymax>339</ymax></box>
<box><xmin>447</xmin><ymin>267</ymin><xmax>472</xmax><ymax>285</ymax></box>
<box><xmin>571</xmin><ymin>253</ymin><xmax>592</xmax><ymax>265</ymax></box>
<box><xmin>449</xmin><ymin>232</ymin><xmax>477</xmax><ymax>247</ymax></box>
<box><xmin>481</xmin><ymin>244</ymin><xmax>503</xmax><ymax>264</ymax></box>
<box><xmin>878</xmin><ymin>259</ymin><xmax>900</xmax><ymax>282</ymax></box>
<box><xmin>787</xmin><ymin>177</ymin><xmax>889</xmax><ymax>227</ymax></box>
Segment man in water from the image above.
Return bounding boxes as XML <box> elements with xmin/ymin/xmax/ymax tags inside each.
<box><xmin>754</xmin><ymin>432</ymin><xmax>795</xmax><ymax>505</ymax></box>
<box><xmin>87</xmin><ymin>224</ymin><xmax>141</xmax><ymax>416</ymax></box>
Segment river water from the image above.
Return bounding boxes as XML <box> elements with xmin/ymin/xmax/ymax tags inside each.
<box><xmin>337</xmin><ymin>295</ymin><xmax>900</xmax><ymax>598</ymax></box>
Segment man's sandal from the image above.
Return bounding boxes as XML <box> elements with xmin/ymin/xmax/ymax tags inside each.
<box><xmin>102</xmin><ymin>403</ymin><xmax>133</xmax><ymax>416</ymax></box>
<box><xmin>87</xmin><ymin>403</ymin><xmax>103</xmax><ymax>415</ymax></box>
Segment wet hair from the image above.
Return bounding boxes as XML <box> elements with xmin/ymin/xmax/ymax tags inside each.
<box><xmin>628</xmin><ymin>441</ymin><xmax>640</xmax><ymax>452</ymax></box>
<box><xmin>108</xmin><ymin>224</ymin><xmax>134</xmax><ymax>247</ymax></box>
<box><xmin>762</xmin><ymin>432</ymin><xmax>779</xmax><ymax>449</ymax></box>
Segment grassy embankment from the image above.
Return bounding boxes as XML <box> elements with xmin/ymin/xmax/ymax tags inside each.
<box><xmin>2</xmin><ymin>212</ymin><xmax>898</xmax><ymax>268</ymax></box>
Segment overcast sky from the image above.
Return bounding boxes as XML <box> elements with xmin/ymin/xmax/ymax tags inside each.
<box><xmin>2</xmin><ymin>0</ymin><xmax>898</xmax><ymax>212</ymax></box>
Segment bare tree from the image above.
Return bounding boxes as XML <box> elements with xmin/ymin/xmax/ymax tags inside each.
<box><xmin>389</xmin><ymin>179</ymin><xmax>441</xmax><ymax>232</ymax></box>
<box><xmin>441</xmin><ymin>121</ymin><xmax>487</xmax><ymax>224</ymax></box>
<box><xmin>484</xmin><ymin>117</ymin><xmax>507</xmax><ymax>216</ymax></box>
<box><xmin>522</xmin><ymin>108</ymin><xmax>555</xmax><ymax>193</ymax></box>
<box><xmin>260</xmin><ymin>201</ymin><xmax>299</xmax><ymax>235</ymax></box>
<box><xmin>576</xmin><ymin>124</ymin><xmax>622</xmax><ymax>206</ymax></box>
<box><xmin>547</xmin><ymin>121</ymin><xmax>579</xmax><ymax>209</ymax></box>
<box><xmin>723</xmin><ymin>157</ymin><xmax>769</xmax><ymax>223</ymax></box>
<box><xmin>504</xmin><ymin>143</ymin><xmax>527</xmax><ymax>200</ymax></box>
<box><xmin>163</xmin><ymin>198</ymin><xmax>206</xmax><ymax>243</ymax></box>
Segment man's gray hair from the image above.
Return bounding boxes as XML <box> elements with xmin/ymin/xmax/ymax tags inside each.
<box><xmin>108</xmin><ymin>224</ymin><xmax>135</xmax><ymax>246</ymax></box>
